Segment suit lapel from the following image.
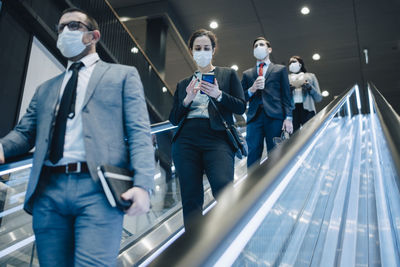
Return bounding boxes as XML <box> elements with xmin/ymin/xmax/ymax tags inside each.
<box><xmin>251</xmin><ymin>66</ymin><xmax>258</xmax><ymax>81</ymax></box>
<box><xmin>214</xmin><ymin>66</ymin><xmax>221</xmax><ymax>88</ymax></box>
<box><xmin>48</xmin><ymin>74</ymin><xmax>65</xmax><ymax>115</ymax></box>
<box><xmin>82</xmin><ymin>60</ymin><xmax>110</xmax><ymax>108</ymax></box>
<box><xmin>264</xmin><ymin>63</ymin><xmax>274</xmax><ymax>81</ymax></box>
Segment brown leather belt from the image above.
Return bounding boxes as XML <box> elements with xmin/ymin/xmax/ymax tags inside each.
<box><xmin>45</xmin><ymin>162</ymin><xmax>89</xmax><ymax>174</ymax></box>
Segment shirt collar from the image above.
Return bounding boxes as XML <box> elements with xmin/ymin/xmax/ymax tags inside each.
<box><xmin>256</xmin><ymin>59</ymin><xmax>271</xmax><ymax>67</ymax></box>
<box><xmin>194</xmin><ymin>67</ymin><xmax>216</xmax><ymax>75</ymax></box>
<box><xmin>67</xmin><ymin>53</ymin><xmax>100</xmax><ymax>71</ymax></box>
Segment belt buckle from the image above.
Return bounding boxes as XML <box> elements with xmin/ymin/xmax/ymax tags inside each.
<box><xmin>66</xmin><ymin>163</ymin><xmax>81</xmax><ymax>174</ymax></box>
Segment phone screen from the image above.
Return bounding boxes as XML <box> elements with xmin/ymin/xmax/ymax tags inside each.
<box><xmin>202</xmin><ymin>73</ymin><xmax>215</xmax><ymax>84</ymax></box>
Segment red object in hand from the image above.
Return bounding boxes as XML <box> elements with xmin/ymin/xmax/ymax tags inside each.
<box><xmin>258</xmin><ymin>62</ymin><xmax>265</xmax><ymax>76</ymax></box>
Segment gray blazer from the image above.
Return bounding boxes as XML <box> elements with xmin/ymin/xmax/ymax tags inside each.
<box><xmin>0</xmin><ymin>60</ymin><xmax>155</xmax><ymax>213</ymax></box>
<box><xmin>289</xmin><ymin>72</ymin><xmax>322</xmax><ymax>112</ymax></box>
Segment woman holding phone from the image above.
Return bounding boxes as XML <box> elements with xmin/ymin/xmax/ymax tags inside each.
<box><xmin>169</xmin><ymin>29</ymin><xmax>246</xmax><ymax>231</ymax></box>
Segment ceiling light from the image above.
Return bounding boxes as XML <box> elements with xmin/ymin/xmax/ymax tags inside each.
<box><xmin>322</xmin><ymin>90</ymin><xmax>329</xmax><ymax>97</ymax></box>
<box><xmin>301</xmin><ymin>7</ymin><xmax>310</xmax><ymax>15</ymax></box>
<box><xmin>131</xmin><ymin>47</ymin><xmax>139</xmax><ymax>54</ymax></box>
<box><xmin>120</xmin><ymin>17</ymin><xmax>131</xmax><ymax>22</ymax></box>
<box><xmin>162</xmin><ymin>87</ymin><xmax>168</xmax><ymax>93</ymax></box>
<box><xmin>312</xmin><ymin>53</ymin><xmax>321</xmax><ymax>60</ymax></box>
<box><xmin>231</xmin><ymin>65</ymin><xmax>239</xmax><ymax>71</ymax></box>
<box><xmin>210</xmin><ymin>21</ymin><xmax>218</xmax><ymax>29</ymax></box>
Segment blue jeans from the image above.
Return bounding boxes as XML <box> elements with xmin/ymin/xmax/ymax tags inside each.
<box><xmin>32</xmin><ymin>172</ymin><xmax>124</xmax><ymax>267</ymax></box>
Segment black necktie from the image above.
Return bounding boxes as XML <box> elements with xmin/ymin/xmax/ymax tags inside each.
<box><xmin>49</xmin><ymin>62</ymin><xmax>84</xmax><ymax>164</ymax></box>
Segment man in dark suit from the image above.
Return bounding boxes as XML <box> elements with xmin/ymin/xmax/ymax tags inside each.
<box><xmin>0</xmin><ymin>8</ymin><xmax>154</xmax><ymax>266</ymax></box>
<box><xmin>242</xmin><ymin>37</ymin><xmax>294</xmax><ymax>167</ymax></box>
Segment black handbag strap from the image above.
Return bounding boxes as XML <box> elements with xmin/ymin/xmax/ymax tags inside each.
<box><xmin>207</xmin><ymin>96</ymin><xmax>230</xmax><ymax>130</ymax></box>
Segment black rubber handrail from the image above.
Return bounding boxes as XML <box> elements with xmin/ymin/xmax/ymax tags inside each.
<box><xmin>0</xmin><ymin>121</ymin><xmax>176</xmax><ymax>175</ymax></box>
<box><xmin>149</xmin><ymin>84</ymin><xmax>358</xmax><ymax>267</ymax></box>
<box><xmin>368</xmin><ymin>82</ymin><xmax>400</xmax><ymax>187</ymax></box>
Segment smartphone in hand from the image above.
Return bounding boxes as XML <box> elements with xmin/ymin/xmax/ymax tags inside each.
<box><xmin>200</xmin><ymin>73</ymin><xmax>214</xmax><ymax>94</ymax></box>
<box><xmin>202</xmin><ymin>73</ymin><xmax>215</xmax><ymax>84</ymax></box>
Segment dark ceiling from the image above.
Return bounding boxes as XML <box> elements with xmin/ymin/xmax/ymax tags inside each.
<box><xmin>108</xmin><ymin>0</ymin><xmax>400</xmax><ymax>113</ymax></box>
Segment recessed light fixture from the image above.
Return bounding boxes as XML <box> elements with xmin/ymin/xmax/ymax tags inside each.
<box><xmin>162</xmin><ymin>87</ymin><xmax>168</xmax><ymax>93</ymax></box>
<box><xmin>231</xmin><ymin>65</ymin><xmax>239</xmax><ymax>71</ymax></box>
<box><xmin>120</xmin><ymin>17</ymin><xmax>130</xmax><ymax>22</ymax></box>
<box><xmin>301</xmin><ymin>6</ymin><xmax>310</xmax><ymax>15</ymax></box>
<box><xmin>210</xmin><ymin>21</ymin><xmax>218</xmax><ymax>29</ymax></box>
<box><xmin>322</xmin><ymin>90</ymin><xmax>329</xmax><ymax>97</ymax></box>
<box><xmin>312</xmin><ymin>53</ymin><xmax>321</xmax><ymax>60</ymax></box>
<box><xmin>363</xmin><ymin>48</ymin><xmax>369</xmax><ymax>64</ymax></box>
<box><xmin>131</xmin><ymin>47</ymin><xmax>139</xmax><ymax>54</ymax></box>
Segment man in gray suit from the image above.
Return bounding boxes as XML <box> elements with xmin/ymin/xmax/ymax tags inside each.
<box><xmin>242</xmin><ymin>37</ymin><xmax>294</xmax><ymax>167</ymax></box>
<box><xmin>0</xmin><ymin>8</ymin><xmax>154</xmax><ymax>266</ymax></box>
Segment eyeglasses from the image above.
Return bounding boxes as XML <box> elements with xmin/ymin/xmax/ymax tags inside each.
<box><xmin>55</xmin><ymin>21</ymin><xmax>92</xmax><ymax>34</ymax></box>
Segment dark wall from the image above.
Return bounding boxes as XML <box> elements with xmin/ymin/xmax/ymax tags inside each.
<box><xmin>0</xmin><ymin>1</ymin><xmax>32</xmax><ymax>137</ymax></box>
<box><xmin>0</xmin><ymin>0</ymin><xmax>173</xmax><ymax>138</ymax></box>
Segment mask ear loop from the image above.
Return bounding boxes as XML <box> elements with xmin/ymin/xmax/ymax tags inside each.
<box><xmin>82</xmin><ymin>31</ymin><xmax>95</xmax><ymax>47</ymax></box>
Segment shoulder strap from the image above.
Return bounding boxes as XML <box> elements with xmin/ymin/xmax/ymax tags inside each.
<box><xmin>208</xmin><ymin>96</ymin><xmax>229</xmax><ymax>129</ymax></box>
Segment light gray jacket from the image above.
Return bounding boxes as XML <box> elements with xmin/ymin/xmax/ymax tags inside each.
<box><xmin>0</xmin><ymin>60</ymin><xmax>155</xmax><ymax>213</ymax></box>
<box><xmin>289</xmin><ymin>72</ymin><xmax>322</xmax><ymax>112</ymax></box>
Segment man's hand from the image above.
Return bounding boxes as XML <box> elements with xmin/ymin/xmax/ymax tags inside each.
<box><xmin>282</xmin><ymin>119</ymin><xmax>293</xmax><ymax>134</ymax></box>
<box><xmin>249</xmin><ymin>76</ymin><xmax>265</xmax><ymax>93</ymax></box>
<box><xmin>121</xmin><ymin>187</ymin><xmax>150</xmax><ymax>216</ymax></box>
<box><xmin>0</xmin><ymin>143</ymin><xmax>5</xmax><ymax>164</ymax></box>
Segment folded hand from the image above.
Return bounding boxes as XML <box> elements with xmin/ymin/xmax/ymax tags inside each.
<box><xmin>301</xmin><ymin>81</ymin><xmax>312</xmax><ymax>93</ymax></box>
<box><xmin>0</xmin><ymin>144</ymin><xmax>4</xmax><ymax>164</ymax></box>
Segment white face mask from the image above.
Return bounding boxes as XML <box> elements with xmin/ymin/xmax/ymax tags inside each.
<box><xmin>289</xmin><ymin>62</ymin><xmax>301</xmax><ymax>73</ymax></box>
<box><xmin>193</xmin><ymin>50</ymin><xmax>213</xmax><ymax>68</ymax></box>
<box><xmin>253</xmin><ymin>46</ymin><xmax>268</xmax><ymax>60</ymax></box>
<box><xmin>57</xmin><ymin>27</ymin><xmax>91</xmax><ymax>58</ymax></box>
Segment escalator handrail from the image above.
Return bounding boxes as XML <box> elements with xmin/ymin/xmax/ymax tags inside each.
<box><xmin>0</xmin><ymin>121</ymin><xmax>176</xmax><ymax>176</ymax></box>
<box><xmin>149</xmin><ymin>84</ymin><xmax>359</xmax><ymax>267</ymax></box>
<box><xmin>368</xmin><ymin>82</ymin><xmax>400</xmax><ymax>184</ymax></box>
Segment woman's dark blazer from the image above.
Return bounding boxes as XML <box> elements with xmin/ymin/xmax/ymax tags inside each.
<box><xmin>169</xmin><ymin>66</ymin><xmax>246</xmax><ymax>141</ymax></box>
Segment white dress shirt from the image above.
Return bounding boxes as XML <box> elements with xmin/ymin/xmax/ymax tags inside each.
<box><xmin>289</xmin><ymin>72</ymin><xmax>307</xmax><ymax>103</ymax></box>
<box><xmin>256</xmin><ymin>59</ymin><xmax>271</xmax><ymax>78</ymax></box>
<box><xmin>187</xmin><ymin>72</ymin><xmax>210</xmax><ymax>119</ymax></box>
<box><xmin>45</xmin><ymin>53</ymin><xmax>100</xmax><ymax>166</ymax></box>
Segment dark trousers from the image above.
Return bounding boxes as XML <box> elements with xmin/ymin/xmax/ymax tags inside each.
<box><xmin>172</xmin><ymin>119</ymin><xmax>235</xmax><ymax>230</ymax></box>
<box><xmin>293</xmin><ymin>103</ymin><xmax>315</xmax><ymax>132</ymax></box>
<box><xmin>246</xmin><ymin>109</ymin><xmax>283</xmax><ymax>167</ymax></box>
<box><xmin>32</xmin><ymin>171</ymin><xmax>124</xmax><ymax>267</ymax></box>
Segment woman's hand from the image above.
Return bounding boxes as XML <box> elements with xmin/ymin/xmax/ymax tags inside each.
<box><xmin>199</xmin><ymin>78</ymin><xmax>222</xmax><ymax>99</ymax></box>
<box><xmin>301</xmin><ymin>80</ymin><xmax>312</xmax><ymax>93</ymax></box>
<box><xmin>183</xmin><ymin>78</ymin><xmax>199</xmax><ymax>106</ymax></box>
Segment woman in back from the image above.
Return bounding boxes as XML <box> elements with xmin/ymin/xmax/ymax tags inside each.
<box><xmin>288</xmin><ymin>56</ymin><xmax>323</xmax><ymax>131</ymax></box>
